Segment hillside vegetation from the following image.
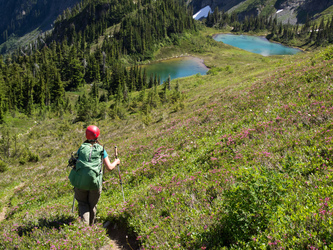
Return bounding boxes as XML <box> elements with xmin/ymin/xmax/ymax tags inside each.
<box><xmin>1</xmin><ymin>36</ymin><xmax>333</xmax><ymax>248</ymax></box>
<box><xmin>0</xmin><ymin>0</ymin><xmax>333</xmax><ymax>249</ymax></box>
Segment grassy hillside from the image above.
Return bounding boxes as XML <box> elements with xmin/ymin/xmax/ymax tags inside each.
<box><xmin>0</xmin><ymin>32</ymin><xmax>333</xmax><ymax>250</ymax></box>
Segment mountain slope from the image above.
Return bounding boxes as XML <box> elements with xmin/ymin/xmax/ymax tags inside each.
<box><xmin>0</xmin><ymin>0</ymin><xmax>80</xmax><ymax>38</ymax></box>
<box><xmin>190</xmin><ymin>0</ymin><xmax>333</xmax><ymax>24</ymax></box>
<box><xmin>1</xmin><ymin>0</ymin><xmax>332</xmax><ymax>55</ymax></box>
<box><xmin>0</xmin><ymin>0</ymin><xmax>80</xmax><ymax>53</ymax></box>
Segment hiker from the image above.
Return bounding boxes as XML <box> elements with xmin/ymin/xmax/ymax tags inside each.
<box><xmin>69</xmin><ymin>125</ymin><xmax>120</xmax><ymax>225</ymax></box>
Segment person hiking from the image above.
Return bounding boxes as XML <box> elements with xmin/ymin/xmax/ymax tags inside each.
<box><xmin>69</xmin><ymin>125</ymin><xmax>120</xmax><ymax>225</ymax></box>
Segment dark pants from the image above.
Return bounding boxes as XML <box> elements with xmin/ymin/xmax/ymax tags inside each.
<box><xmin>74</xmin><ymin>187</ymin><xmax>101</xmax><ymax>225</ymax></box>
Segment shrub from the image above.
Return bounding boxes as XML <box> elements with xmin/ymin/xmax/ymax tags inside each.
<box><xmin>19</xmin><ymin>149</ymin><xmax>39</xmax><ymax>165</ymax></box>
<box><xmin>0</xmin><ymin>159</ymin><xmax>7</xmax><ymax>172</ymax></box>
<box><xmin>214</xmin><ymin>167</ymin><xmax>291</xmax><ymax>246</ymax></box>
<box><xmin>207</xmin><ymin>66</ymin><xmax>224</xmax><ymax>75</ymax></box>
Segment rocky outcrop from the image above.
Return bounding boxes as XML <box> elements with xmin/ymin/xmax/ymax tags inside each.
<box><xmin>274</xmin><ymin>0</ymin><xmax>333</xmax><ymax>23</ymax></box>
<box><xmin>191</xmin><ymin>0</ymin><xmax>246</xmax><ymax>13</ymax></box>
<box><xmin>190</xmin><ymin>0</ymin><xmax>333</xmax><ymax>24</ymax></box>
<box><xmin>276</xmin><ymin>0</ymin><xmax>332</xmax><ymax>11</ymax></box>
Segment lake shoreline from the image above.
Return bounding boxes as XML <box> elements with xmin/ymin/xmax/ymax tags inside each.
<box><xmin>140</xmin><ymin>54</ymin><xmax>209</xmax><ymax>70</ymax></box>
<box><xmin>138</xmin><ymin>56</ymin><xmax>209</xmax><ymax>82</ymax></box>
<box><xmin>212</xmin><ymin>32</ymin><xmax>305</xmax><ymax>53</ymax></box>
<box><xmin>213</xmin><ymin>33</ymin><xmax>302</xmax><ymax>56</ymax></box>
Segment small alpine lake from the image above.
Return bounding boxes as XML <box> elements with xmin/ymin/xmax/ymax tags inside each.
<box><xmin>213</xmin><ymin>34</ymin><xmax>301</xmax><ymax>56</ymax></box>
<box><xmin>140</xmin><ymin>56</ymin><xmax>209</xmax><ymax>83</ymax></box>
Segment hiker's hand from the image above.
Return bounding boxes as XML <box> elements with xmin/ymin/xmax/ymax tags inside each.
<box><xmin>114</xmin><ymin>158</ymin><xmax>120</xmax><ymax>166</ymax></box>
<box><xmin>104</xmin><ymin>157</ymin><xmax>120</xmax><ymax>171</ymax></box>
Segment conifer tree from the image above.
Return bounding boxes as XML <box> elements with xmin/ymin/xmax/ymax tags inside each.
<box><xmin>90</xmin><ymin>82</ymin><xmax>99</xmax><ymax>100</ymax></box>
<box><xmin>213</xmin><ymin>6</ymin><xmax>219</xmax><ymax>24</ymax></box>
<box><xmin>168</xmin><ymin>75</ymin><xmax>171</xmax><ymax>90</ymax></box>
<box><xmin>154</xmin><ymin>74</ymin><xmax>158</xmax><ymax>87</ymax></box>
<box><xmin>148</xmin><ymin>73</ymin><xmax>154</xmax><ymax>89</ymax></box>
<box><xmin>23</xmin><ymin>76</ymin><xmax>35</xmax><ymax>116</ymax></box>
<box><xmin>68</xmin><ymin>57</ymin><xmax>85</xmax><ymax>90</ymax></box>
<box><xmin>142</xmin><ymin>69</ymin><xmax>147</xmax><ymax>89</ymax></box>
<box><xmin>77</xmin><ymin>93</ymin><xmax>91</xmax><ymax>121</ymax></box>
<box><xmin>0</xmin><ymin>73</ymin><xmax>5</xmax><ymax>123</ymax></box>
<box><xmin>160</xmin><ymin>79</ymin><xmax>168</xmax><ymax>103</ymax></box>
<box><xmin>0</xmin><ymin>98</ymin><xmax>4</xmax><ymax>124</ymax></box>
<box><xmin>52</xmin><ymin>71</ymin><xmax>65</xmax><ymax>106</ymax></box>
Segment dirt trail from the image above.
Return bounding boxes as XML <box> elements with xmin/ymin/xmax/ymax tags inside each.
<box><xmin>0</xmin><ymin>183</ymin><xmax>25</xmax><ymax>223</ymax></box>
<box><xmin>0</xmin><ymin>206</ymin><xmax>7</xmax><ymax>222</ymax></box>
<box><xmin>100</xmin><ymin>222</ymin><xmax>139</xmax><ymax>250</ymax></box>
<box><xmin>0</xmin><ymin>184</ymin><xmax>137</xmax><ymax>249</ymax></box>
<box><xmin>100</xmin><ymin>240</ymin><xmax>123</xmax><ymax>250</ymax></box>
<box><xmin>17</xmin><ymin>121</ymin><xmax>38</xmax><ymax>137</ymax></box>
<box><xmin>100</xmin><ymin>240</ymin><xmax>128</xmax><ymax>250</ymax></box>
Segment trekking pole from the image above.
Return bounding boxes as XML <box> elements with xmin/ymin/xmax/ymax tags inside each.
<box><xmin>71</xmin><ymin>193</ymin><xmax>75</xmax><ymax>213</ymax></box>
<box><xmin>115</xmin><ymin>146</ymin><xmax>125</xmax><ymax>203</ymax></box>
<box><xmin>102</xmin><ymin>146</ymin><xmax>106</xmax><ymax>182</ymax></box>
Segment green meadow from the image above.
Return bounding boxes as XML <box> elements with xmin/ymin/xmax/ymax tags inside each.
<box><xmin>0</xmin><ymin>31</ymin><xmax>333</xmax><ymax>249</ymax></box>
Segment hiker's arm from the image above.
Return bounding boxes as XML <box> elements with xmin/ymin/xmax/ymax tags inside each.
<box><xmin>103</xmin><ymin>156</ymin><xmax>120</xmax><ymax>171</ymax></box>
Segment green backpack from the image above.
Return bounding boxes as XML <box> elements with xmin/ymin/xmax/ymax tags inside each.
<box><xmin>68</xmin><ymin>142</ymin><xmax>104</xmax><ymax>190</ymax></box>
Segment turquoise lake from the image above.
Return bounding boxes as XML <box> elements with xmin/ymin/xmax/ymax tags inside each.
<box><xmin>213</xmin><ymin>34</ymin><xmax>301</xmax><ymax>56</ymax></box>
<box><xmin>141</xmin><ymin>57</ymin><xmax>208</xmax><ymax>83</ymax></box>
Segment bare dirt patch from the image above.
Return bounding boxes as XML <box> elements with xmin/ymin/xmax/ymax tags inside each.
<box><xmin>0</xmin><ymin>183</ymin><xmax>25</xmax><ymax>223</ymax></box>
<box><xmin>100</xmin><ymin>222</ymin><xmax>139</xmax><ymax>250</ymax></box>
<box><xmin>0</xmin><ymin>206</ymin><xmax>7</xmax><ymax>222</ymax></box>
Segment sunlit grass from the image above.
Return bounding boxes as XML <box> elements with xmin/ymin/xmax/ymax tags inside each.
<box><xmin>0</xmin><ymin>39</ymin><xmax>332</xmax><ymax>249</ymax></box>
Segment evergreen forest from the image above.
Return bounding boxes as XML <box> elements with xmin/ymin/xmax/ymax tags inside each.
<box><xmin>0</xmin><ymin>0</ymin><xmax>195</xmax><ymax>123</ymax></box>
